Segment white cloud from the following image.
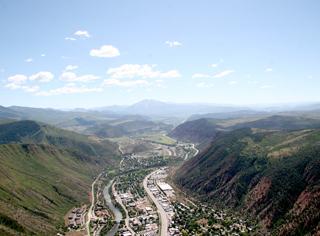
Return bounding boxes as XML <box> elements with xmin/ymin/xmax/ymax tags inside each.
<box><xmin>213</xmin><ymin>70</ymin><xmax>234</xmax><ymax>78</ymax></box>
<box><xmin>5</xmin><ymin>72</ymin><xmax>54</xmax><ymax>93</ymax></box>
<box><xmin>22</xmin><ymin>85</ymin><xmax>40</xmax><ymax>92</ymax></box>
<box><xmin>65</xmin><ymin>37</ymin><xmax>76</xmax><ymax>41</ymax></box>
<box><xmin>265</xmin><ymin>68</ymin><xmax>273</xmax><ymax>72</ymax></box>
<box><xmin>64</xmin><ymin>65</ymin><xmax>78</xmax><ymax>71</ymax></box>
<box><xmin>5</xmin><ymin>82</ymin><xmax>39</xmax><ymax>93</ymax></box>
<box><xmin>165</xmin><ymin>41</ymin><xmax>182</xmax><ymax>48</ymax></box>
<box><xmin>25</xmin><ymin>58</ymin><xmax>33</xmax><ymax>63</ymax></box>
<box><xmin>74</xmin><ymin>30</ymin><xmax>91</xmax><ymax>38</ymax></box>
<box><xmin>103</xmin><ymin>78</ymin><xmax>149</xmax><ymax>87</ymax></box>
<box><xmin>90</xmin><ymin>45</ymin><xmax>120</xmax><ymax>58</ymax></box>
<box><xmin>107</xmin><ymin>64</ymin><xmax>181</xmax><ymax>79</ymax></box>
<box><xmin>36</xmin><ymin>84</ymin><xmax>102</xmax><ymax>96</ymax></box>
<box><xmin>210</xmin><ymin>64</ymin><xmax>218</xmax><ymax>68</ymax></box>
<box><xmin>41</xmin><ymin>54</ymin><xmax>46</xmax><ymax>57</ymax></box>
<box><xmin>192</xmin><ymin>73</ymin><xmax>212</xmax><ymax>79</ymax></box>
<box><xmin>60</xmin><ymin>71</ymin><xmax>100</xmax><ymax>83</ymax></box>
<box><xmin>7</xmin><ymin>74</ymin><xmax>28</xmax><ymax>84</ymax></box>
<box><xmin>29</xmin><ymin>71</ymin><xmax>54</xmax><ymax>83</ymax></box>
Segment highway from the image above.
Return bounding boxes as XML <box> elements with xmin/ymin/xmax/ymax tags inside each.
<box><xmin>143</xmin><ymin>171</ymin><xmax>168</xmax><ymax>236</ymax></box>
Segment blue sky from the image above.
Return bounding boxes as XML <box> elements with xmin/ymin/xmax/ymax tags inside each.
<box><xmin>0</xmin><ymin>0</ymin><xmax>320</xmax><ymax>108</ymax></box>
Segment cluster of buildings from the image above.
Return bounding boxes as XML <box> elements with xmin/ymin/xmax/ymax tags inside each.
<box><xmin>115</xmin><ymin>174</ymin><xmax>160</xmax><ymax>236</ymax></box>
<box><xmin>173</xmin><ymin>202</ymin><xmax>253</xmax><ymax>235</ymax></box>
<box><xmin>67</xmin><ymin>206</ymin><xmax>86</xmax><ymax>230</ymax></box>
<box><xmin>146</xmin><ymin>169</ymin><xmax>181</xmax><ymax>236</ymax></box>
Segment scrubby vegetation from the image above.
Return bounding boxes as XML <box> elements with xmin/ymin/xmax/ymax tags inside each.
<box><xmin>175</xmin><ymin>128</ymin><xmax>320</xmax><ymax>235</ymax></box>
<box><xmin>0</xmin><ymin>120</ymin><xmax>119</xmax><ymax>235</ymax></box>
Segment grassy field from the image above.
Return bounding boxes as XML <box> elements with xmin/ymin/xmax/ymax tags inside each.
<box><xmin>141</xmin><ymin>133</ymin><xmax>177</xmax><ymax>145</ymax></box>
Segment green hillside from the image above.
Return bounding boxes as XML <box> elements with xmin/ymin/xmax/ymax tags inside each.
<box><xmin>174</xmin><ymin>128</ymin><xmax>320</xmax><ymax>235</ymax></box>
<box><xmin>86</xmin><ymin>119</ymin><xmax>172</xmax><ymax>138</ymax></box>
<box><xmin>0</xmin><ymin>120</ymin><xmax>119</xmax><ymax>235</ymax></box>
<box><xmin>169</xmin><ymin>118</ymin><xmax>222</xmax><ymax>143</ymax></box>
<box><xmin>169</xmin><ymin>115</ymin><xmax>320</xmax><ymax>143</ymax></box>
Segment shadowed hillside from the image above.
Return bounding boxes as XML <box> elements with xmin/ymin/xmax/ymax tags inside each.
<box><xmin>174</xmin><ymin>128</ymin><xmax>320</xmax><ymax>235</ymax></box>
<box><xmin>0</xmin><ymin>120</ymin><xmax>119</xmax><ymax>235</ymax></box>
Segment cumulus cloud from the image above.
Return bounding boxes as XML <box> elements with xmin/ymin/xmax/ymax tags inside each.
<box><xmin>41</xmin><ymin>54</ymin><xmax>46</xmax><ymax>57</ymax></box>
<box><xmin>64</xmin><ymin>65</ymin><xmax>78</xmax><ymax>71</ymax></box>
<box><xmin>107</xmin><ymin>64</ymin><xmax>181</xmax><ymax>79</ymax></box>
<box><xmin>90</xmin><ymin>45</ymin><xmax>120</xmax><ymax>58</ymax></box>
<box><xmin>65</xmin><ymin>37</ymin><xmax>76</xmax><ymax>41</ymax></box>
<box><xmin>5</xmin><ymin>72</ymin><xmax>54</xmax><ymax>93</ymax></box>
<box><xmin>74</xmin><ymin>30</ymin><xmax>91</xmax><ymax>38</ymax></box>
<box><xmin>5</xmin><ymin>75</ymin><xmax>39</xmax><ymax>93</ymax></box>
<box><xmin>7</xmin><ymin>74</ymin><xmax>28</xmax><ymax>84</ymax></box>
<box><xmin>5</xmin><ymin>83</ymin><xmax>39</xmax><ymax>92</ymax></box>
<box><xmin>36</xmin><ymin>84</ymin><xmax>102</xmax><ymax>96</ymax></box>
<box><xmin>213</xmin><ymin>70</ymin><xmax>234</xmax><ymax>78</ymax></box>
<box><xmin>103</xmin><ymin>78</ymin><xmax>149</xmax><ymax>87</ymax></box>
<box><xmin>60</xmin><ymin>72</ymin><xmax>100</xmax><ymax>83</ymax></box>
<box><xmin>165</xmin><ymin>41</ymin><xmax>182</xmax><ymax>47</ymax></box>
<box><xmin>29</xmin><ymin>71</ymin><xmax>54</xmax><ymax>83</ymax></box>
<box><xmin>25</xmin><ymin>58</ymin><xmax>33</xmax><ymax>63</ymax></box>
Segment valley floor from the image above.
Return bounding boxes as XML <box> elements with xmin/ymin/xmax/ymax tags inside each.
<box><xmin>66</xmin><ymin>135</ymin><xmax>255</xmax><ymax>236</ymax></box>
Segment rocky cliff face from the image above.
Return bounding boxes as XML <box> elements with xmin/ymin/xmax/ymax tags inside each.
<box><xmin>174</xmin><ymin>128</ymin><xmax>320</xmax><ymax>235</ymax></box>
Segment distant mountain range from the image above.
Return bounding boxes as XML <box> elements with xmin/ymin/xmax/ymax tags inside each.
<box><xmin>2</xmin><ymin>100</ymin><xmax>320</xmax><ymax>122</ymax></box>
<box><xmin>95</xmin><ymin>99</ymin><xmax>249</xmax><ymax>117</ymax></box>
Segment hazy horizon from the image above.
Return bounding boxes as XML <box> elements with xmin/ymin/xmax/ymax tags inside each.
<box><xmin>2</xmin><ymin>98</ymin><xmax>320</xmax><ymax>111</ymax></box>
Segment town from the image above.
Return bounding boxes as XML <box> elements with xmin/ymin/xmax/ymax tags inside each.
<box><xmin>65</xmin><ymin>138</ymin><xmax>255</xmax><ymax>236</ymax></box>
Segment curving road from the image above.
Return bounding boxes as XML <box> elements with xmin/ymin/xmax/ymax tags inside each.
<box><xmin>143</xmin><ymin>171</ymin><xmax>168</xmax><ymax>236</ymax></box>
<box><xmin>86</xmin><ymin>173</ymin><xmax>102</xmax><ymax>236</ymax></box>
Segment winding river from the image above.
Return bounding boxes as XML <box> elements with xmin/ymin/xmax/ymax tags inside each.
<box><xmin>103</xmin><ymin>179</ymin><xmax>122</xmax><ymax>236</ymax></box>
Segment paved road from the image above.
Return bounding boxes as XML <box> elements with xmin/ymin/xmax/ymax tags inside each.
<box><xmin>143</xmin><ymin>171</ymin><xmax>168</xmax><ymax>236</ymax></box>
<box><xmin>112</xmin><ymin>182</ymin><xmax>136</xmax><ymax>235</ymax></box>
<box><xmin>191</xmin><ymin>143</ymin><xmax>199</xmax><ymax>156</ymax></box>
<box><xmin>86</xmin><ymin>173</ymin><xmax>102</xmax><ymax>236</ymax></box>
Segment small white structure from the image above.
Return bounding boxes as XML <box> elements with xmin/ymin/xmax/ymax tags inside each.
<box><xmin>157</xmin><ymin>183</ymin><xmax>173</xmax><ymax>191</ymax></box>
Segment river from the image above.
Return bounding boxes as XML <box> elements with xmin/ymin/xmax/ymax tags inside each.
<box><xmin>103</xmin><ymin>179</ymin><xmax>122</xmax><ymax>236</ymax></box>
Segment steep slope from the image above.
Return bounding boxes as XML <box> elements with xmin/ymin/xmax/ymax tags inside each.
<box><xmin>86</xmin><ymin>119</ymin><xmax>172</xmax><ymax>138</ymax></box>
<box><xmin>174</xmin><ymin>128</ymin><xmax>320</xmax><ymax>235</ymax></box>
<box><xmin>169</xmin><ymin>115</ymin><xmax>320</xmax><ymax>143</ymax></box>
<box><xmin>0</xmin><ymin>106</ymin><xmax>20</xmax><ymax>119</ymax></box>
<box><xmin>0</xmin><ymin>120</ymin><xmax>119</xmax><ymax>235</ymax></box>
<box><xmin>169</xmin><ymin>118</ymin><xmax>223</xmax><ymax>143</ymax></box>
<box><xmin>232</xmin><ymin>115</ymin><xmax>320</xmax><ymax>130</ymax></box>
<box><xmin>188</xmin><ymin>110</ymin><xmax>268</xmax><ymax>121</ymax></box>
